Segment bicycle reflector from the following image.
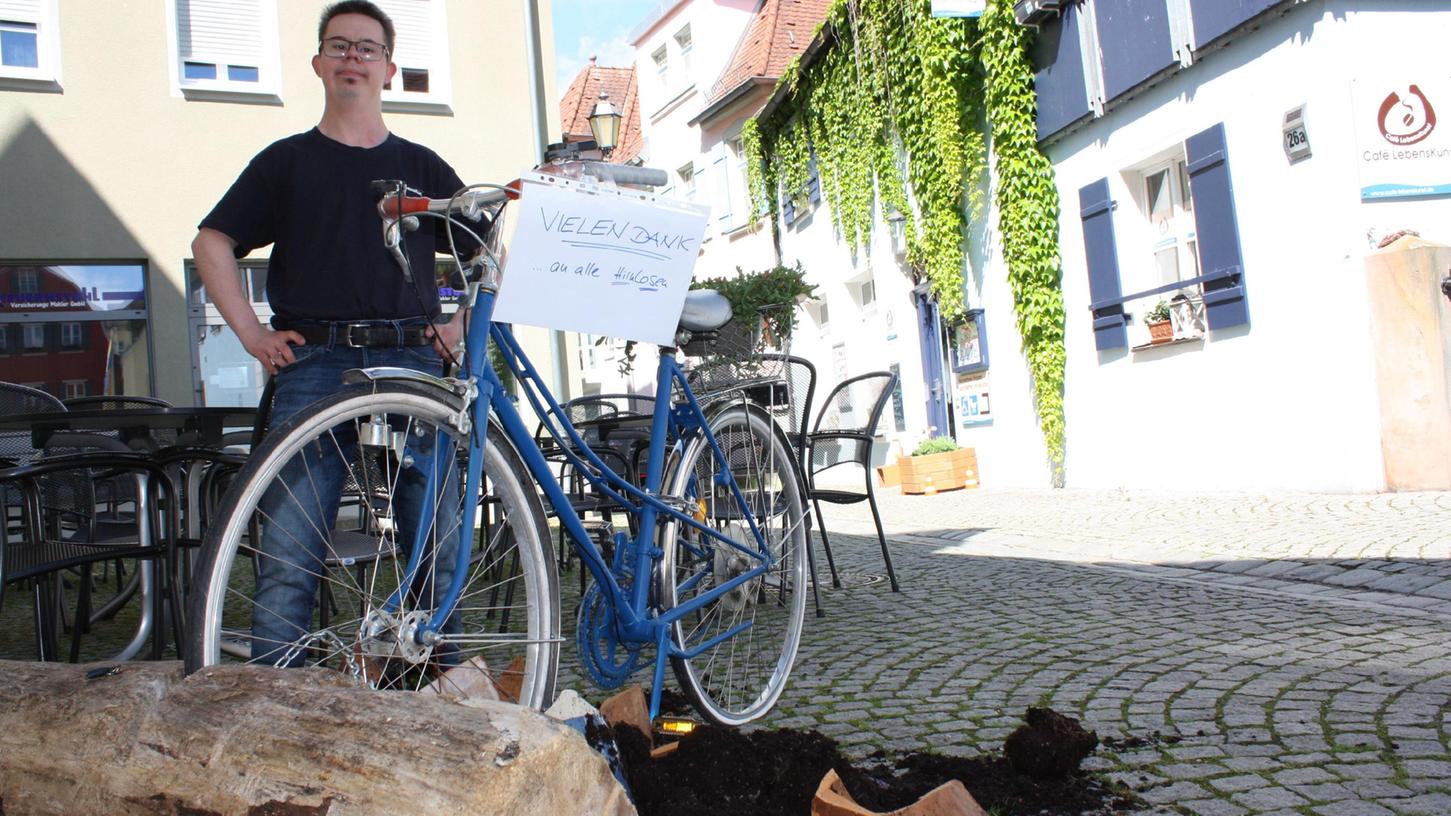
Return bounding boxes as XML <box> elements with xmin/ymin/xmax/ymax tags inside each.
<box><xmin>656</xmin><ymin>717</ymin><xmax>697</xmax><ymax>736</ymax></box>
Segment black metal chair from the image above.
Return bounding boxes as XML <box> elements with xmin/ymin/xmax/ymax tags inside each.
<box><xmin>534</xmin><ymin>396</ymin><xmax>636</xmax><ymax>591</ymax></box>
<box><xmin>805</xmin><ymin>370</ymin><xmax>900</xmax><ymax>592</ymax></box>
<box><xmin>0</xmin><ymin>381</ymin><xmax>183</xmax><ymax>661</ymax></box>
<box><xmin>754</xmin><ymin>353</ymin><xmax>839</xmax><ymax>617</ymax></box>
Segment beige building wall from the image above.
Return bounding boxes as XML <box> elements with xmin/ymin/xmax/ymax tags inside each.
<box><xmin>0</xmin><ymin>0</ymin><xmax>558</xmax><ymax>404</ymax></box>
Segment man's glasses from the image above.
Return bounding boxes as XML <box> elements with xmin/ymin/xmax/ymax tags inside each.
<box><xmin>319</xmin><ymin>37</ymin><xmax>389</xmax><ymax>62</ymax></box>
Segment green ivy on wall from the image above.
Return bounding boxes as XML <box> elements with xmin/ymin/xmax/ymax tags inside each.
<box><xmin>745</xmin><ymin>0</ymin><xmax>1065</xmax><ymax>482</ymax></box>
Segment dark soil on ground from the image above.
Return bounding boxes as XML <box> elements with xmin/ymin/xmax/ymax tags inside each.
<box><xmin>613</xmin><ymin>707</ymin><xmax>1144</xmax><ymax>816</ymax></box>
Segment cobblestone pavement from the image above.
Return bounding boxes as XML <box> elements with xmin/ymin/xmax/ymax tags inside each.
<box><xmin>560</xmin><ymin>488</ymin><xmax>1451</xmax><ymax>815</ymax></box>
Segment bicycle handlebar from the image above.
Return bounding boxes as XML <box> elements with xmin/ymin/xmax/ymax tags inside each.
<box><xmin>374</xmin><ymin>161</ymin><xmax>668</xmax><ymax>222</ymax></box>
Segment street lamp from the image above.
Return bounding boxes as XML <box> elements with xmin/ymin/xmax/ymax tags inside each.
<box><xmin>886</xmin><ymin>207</ymin><xmax>907</xmax><ymax>256</ymax></box>
<box><xmin>588</xmin><ymin>92</ymin><xmax>622</xmax><ymax>157</ymax></box>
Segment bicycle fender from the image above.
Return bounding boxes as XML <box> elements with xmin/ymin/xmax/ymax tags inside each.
<box><xmin>340</xmin><ymin>366</ymin><xmax>469</xmax><ymax>411</ymax></box>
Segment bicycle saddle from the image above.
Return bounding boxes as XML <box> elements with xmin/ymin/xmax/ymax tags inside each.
<box><xmin>678</xmin><ymin>289</ymin><xmax>733</xmax><ymax>332</ymax></box>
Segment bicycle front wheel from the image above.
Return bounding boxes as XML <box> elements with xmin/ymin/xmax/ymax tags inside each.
<box><xmin>185</xmin><ymin>381</ymin><xmax>559</xmax><ymax>709</ymax></box>
<box><xmin>661</xmin><ymin>402</ymin><xmax>808</xmax><ymax>725</ymax></box>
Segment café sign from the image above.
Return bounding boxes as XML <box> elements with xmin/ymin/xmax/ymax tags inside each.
<box><xmin>1352</xmin><ymin>76</ymin><xmax>1451</xmax><ymax>200</ymax></box>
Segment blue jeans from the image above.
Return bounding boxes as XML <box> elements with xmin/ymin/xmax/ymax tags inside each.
<box><xmin>250</xmin><ymin>326</ymin><xmax>461</xmax><ymax>666</ymax></box>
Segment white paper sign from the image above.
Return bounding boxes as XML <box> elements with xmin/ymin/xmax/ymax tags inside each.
<box><xmin>494</xmin><ymin>173</ymin><xmax>710</xmax><ymax>346</ymax></box>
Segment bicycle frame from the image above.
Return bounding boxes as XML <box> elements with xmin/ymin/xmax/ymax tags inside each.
<box><xmin>411</xmin><ymin>281</ymin><xmax>781</xmax><ymax>718</ymax></box>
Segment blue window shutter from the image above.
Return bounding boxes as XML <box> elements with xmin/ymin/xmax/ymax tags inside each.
<box><xmin>782</xmin><ymin>186</ymin><xmax>797</xmax><ymax>225</ymax></box>
<box><xmin>807</xmin><ymin>156</ymin><xmax>821</xmax><ymax>204</ymax></box>
<box><xmin>1185</xmin><ymin>122</ymin><xmax>1249</xmax><ymax>331</ymax></box>
<box><xmin>1078</xmin><ymin>178</ymin><xmax>1128</xmax><ymax>350</ymax></box>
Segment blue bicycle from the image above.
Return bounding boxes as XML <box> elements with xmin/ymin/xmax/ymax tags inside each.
<box><xmin>185</xmin><ymin>161</ymin><xmax>809</xmax><ymax>725</ymax></box>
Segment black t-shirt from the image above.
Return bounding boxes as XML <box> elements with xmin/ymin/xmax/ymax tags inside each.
<box><xmin>199</xmin><ymin>128</ymin><xmax>479</xmax><ymax>327</ymax></box>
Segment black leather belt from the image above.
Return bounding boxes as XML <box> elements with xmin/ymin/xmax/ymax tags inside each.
<box><xmin>292</xmin><ymin>322</ymin><xmax>433</xmax><ymax>348</ymax></box>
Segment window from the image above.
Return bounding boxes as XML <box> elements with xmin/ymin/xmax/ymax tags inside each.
<box><xmin>1137</xmin><ymin>156</ymin><xmax>1198</xmax><ymax>287</ymax></box>
<box><xmin>858</xmin><ymin>279</ymin><xmax>876</xmax><ymax>309</ymax></box>
<box><xmin>0</xmin><ymin>0</ymin><xmax>60</xmax><ymax>85</ymax></box>
<box><xmin>677</xmin><ymin>163</ymin><xmax>696</xmax><ymax>202</ymax></box>
<box><xmin>62</xmin><ymin>379</ymin><xmax>86</xmax><ymax>399</ymax></box>
<box><xmin>0</xmin><ymin>327</ymin><xmax>8</xmax><ymax>353</ymax></box>
<box><xmin>1</xmin><ymin>19</ymin><xmax>36</xmax><ymax>67</ymax></box>
<box><xmin>0</xmin><ymin>264</ymin><xmax>152</xmax><ymax>398</ymax></box>
<box><xmin>674</xmin><ymin>24</ymin><xmax>692</xmax><ymax>72</ymax></box>
<box><xmin>1077</xmin><ymin>123</ymin><xmax>1249</xmax><ymax>352</ymax></box>
<box><xmin>377</xmin><ymin>0</ymin><xmax>450</xmax><ymax>107</ymax></box>
<box><xmin>652</xmin><ymin>45</ymin><xmax>667</xmax><ymax>77</ymax></box>
<box><xmin>171</xmin><ymin>0</ymin><xmax>279</xmax><ymax>97</ymax></box>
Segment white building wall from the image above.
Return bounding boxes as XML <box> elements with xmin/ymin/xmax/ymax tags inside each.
<box><xmin>1047</xmin><ymin>3</ymin><xmax>1451</xmax><ymax>491</ymax></box>
<box><xmin>777</xmin><ymin>193</ymin><xmax>938</xmax><ymax>462</ymax></box>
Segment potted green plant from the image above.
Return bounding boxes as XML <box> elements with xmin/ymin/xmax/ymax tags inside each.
<box><xmin>1143</xmin><ymin>300</ymin><xmax>1173</xmax><ymax>344</ymax></box>
<box><xmin>692</xmin><ymin>261</ymin><xmax>817</xmax><ymax>351</ymax></box>
<box><xmin>898</xmin><ymin>435</ymin><xmax>979</xmax><ymax>494</ymax></box>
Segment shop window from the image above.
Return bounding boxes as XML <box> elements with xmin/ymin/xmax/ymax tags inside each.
<box><xmin>0</xmin><ymin>263</ymin><xmax>152</xmax><ymax>396</ymax></box>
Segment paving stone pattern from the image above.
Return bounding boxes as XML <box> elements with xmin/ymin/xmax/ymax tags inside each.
<box><xmin>559</xmin><ymin>488</ymin><xmax>1450</xmax><ymax>815</ymax></box>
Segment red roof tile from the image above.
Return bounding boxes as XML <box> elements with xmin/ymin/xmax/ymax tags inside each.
<box><xmin>707</xmin><ymin>0</ymin><xmax>832</xmax><ymax>104</ymax></box>
<box><xmin>558</xmin><ymin>58</ymin><xmax>643</xmax><ymax>164</ymax></box>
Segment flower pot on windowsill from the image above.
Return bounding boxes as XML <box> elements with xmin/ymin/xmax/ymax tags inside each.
<box><xmin>1146</xmin><ymin>319</ymin><xmax>1173</xmax><ymax>345</ymax></box>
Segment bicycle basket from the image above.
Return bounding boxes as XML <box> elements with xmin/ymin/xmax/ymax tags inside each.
<box><xmin>684</xmin><ymin>303</ymin><xmax>793</xmax><ymax>412</ymax></box>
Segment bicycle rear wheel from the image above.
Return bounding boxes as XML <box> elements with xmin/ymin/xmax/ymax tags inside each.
<box><xmin>185</xmin><ymin>381</ymin><xmax>559</xmax><ymax>709</ymax></box>
<box><xmin>661</xmin><ymin>402</ymin><xmax>808</xmax><ymax>725</ymax></box>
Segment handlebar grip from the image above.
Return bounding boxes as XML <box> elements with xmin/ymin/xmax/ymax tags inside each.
<box><xmin>379</xmin><ymin>197</ymin><xmax>432</xmax><ymax>218</ymax></box>
<box><xmin>578</xmin><ymin>162</ymin><xmax>668</xmax><ymax>188</ymax></box>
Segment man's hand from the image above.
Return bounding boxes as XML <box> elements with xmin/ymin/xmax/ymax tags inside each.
<box><xmin>427</xmin><ymin>308</ymin><xmax>469</xmax><ymax>363</ymax></box>
<box><xmin>241</xmin><ymin>324</ymin><xmax>306</xmax><ymax>376</ymax></box>
<box><xmin>426</xmin><ymin>319</ymin><xmax>464</xmax><ymax>362</ymax></box>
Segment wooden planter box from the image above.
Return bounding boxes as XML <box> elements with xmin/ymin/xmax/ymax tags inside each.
<box><xmin>898</xmin><ymin>448</ymin><xmax>978</xmax><ymax>495</ymax></box>
<box><xmin>876</xmin><ymin>462</ymin><xmax>901</xmax><ymax>488</ymax></box>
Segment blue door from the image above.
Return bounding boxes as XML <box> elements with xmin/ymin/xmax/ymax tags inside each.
<box><xmin>912</xmin><ymin>285</ymin><xmax>950</xmax><ymax>436</ymax></box>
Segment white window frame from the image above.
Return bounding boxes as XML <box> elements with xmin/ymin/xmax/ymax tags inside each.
<box><xmin>16</xmin><ymin>267</ymin><xmax>37</xmax><ymax>293</ymax></box>
<box><xmin>60</xmin><ymin>321</ymin><xmax>82</xmax><ymax>349</ymax></box>
<box><xmin>0</xmin><ymin>0</ymin><xmax>60</xmax><ymax>89</ymax></box>
<box><xmin>378</xmin><ymin>0</ymin><xmax>452</xmax><ymax>111</ymax></box>
<box><xmin>677</xmin><ymin>162</ymin><xmax>696</xmax><ymax>202</ymax></box>
<box><xmin>674</xmin><ymin>24</ymin><xmax>692</xmax><ymax>73</ymax></box>
<box><xmin>1137</xmin><ymin>155</ymin><xmax>1197</xmax><ymax>288</ymax></box>
<box><xmin>165</xmin><ymin>0</ymin><xmax>281</xmax><ymax>101</ymax></box>
<box><xmin>62</xmin><ymin>379</ymin><xmax>86</xmax><ymax>400</ymax></box>
<box><xmin>21</xmin><ymin>323</ymin><xmax>43</xmax><ymax>350</ymax></box>
<box><xmin>1124</xmin><ymin>146</ymin><xmax>1204</xmax><ymax>345</ymax></box>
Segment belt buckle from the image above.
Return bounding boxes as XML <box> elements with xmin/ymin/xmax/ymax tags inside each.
<box><xmin>343</xmin><ymin>322</ymin><xmax>374</xmax><ymax>348</ymax></box>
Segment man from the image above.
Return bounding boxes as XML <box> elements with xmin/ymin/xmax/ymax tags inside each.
<box><xmin>193</xmin><ymin>1</ymin><xmax>474</xmax><ymax>666</ymax></box>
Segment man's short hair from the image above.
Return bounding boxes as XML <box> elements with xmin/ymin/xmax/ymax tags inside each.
<box><xmin>318</xmin><ymin>1</ymin><xmax>396</xmax><ymax>56</ymax></box>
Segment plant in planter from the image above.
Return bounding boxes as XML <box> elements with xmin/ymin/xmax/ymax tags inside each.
<box><xmin>692</xmin><ymin>261</ymin><xmax>817</xmax><ymax>351</ymax></box>
<box><xmin>615</xmin><ymin>263</ymin><xmax>817</xmax><ymax>375</ymax></box>
<box><xmin>898</xmin><ymin>435</ymin><xmax>979</xmax><ymax>495</ymax></box>
<box><xmin>1143</xmin><ymin>300</ymin><xmax>1173</xmax><ymax>344</ymax></box>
